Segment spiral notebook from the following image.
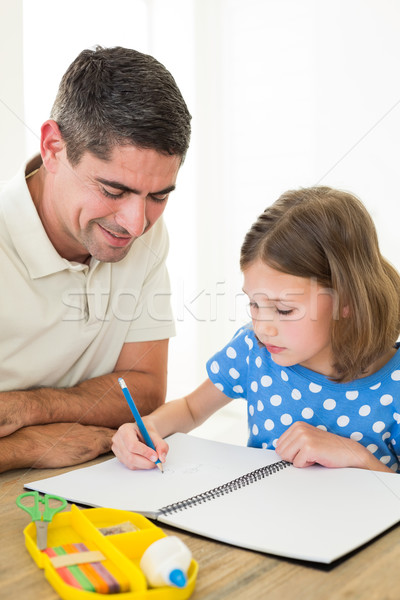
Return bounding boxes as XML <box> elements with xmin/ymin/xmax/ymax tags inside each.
<box><xmin>26</xmin><ymin>433</ymin><xmax>400</xmax><ymax>564</ymax></box>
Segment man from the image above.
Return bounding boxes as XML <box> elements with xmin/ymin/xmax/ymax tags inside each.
<box><xmin>0</xmin><ymin>46</ymin><xmax>191</xmax><ymax>472</ymax></box>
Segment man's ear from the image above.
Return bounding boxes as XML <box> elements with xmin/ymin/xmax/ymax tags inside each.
<box><xmin>40</xmin><ymin>119</ymin><xmax>65</xmax><ymax>173</ymax></box>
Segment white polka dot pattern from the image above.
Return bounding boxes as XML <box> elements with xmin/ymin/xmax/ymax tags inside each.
<box><xmin>380</xmin><ymin>394</ymin><xmax>393</xmax><ymax>406</ymax></box>
<box><xmin>226</xmin><ymin>346</ymin><xmax>237</xmax><ymax>359</ymax></box>
<box><xmin>337</xmin><ymin>415</ymin><xmax>350</xmax><ymax>427</ymax></box>
<box><xmin>309</xmin><ymin>382</ymin><xmax>322</xmax><ymax>393</ymax></box>
<box><xmin>206</xmin><ymin>326</ymin><xmax>400</xmax><ymax>471</ymax></box>
<box><xmin>323</xmin><ymin>398</ymin><xmax>336</xmax><ymax>410</ymax></box>
<box><xmin>270</xmin><ymin>395</ymin><xmax>282</xmax><ymax>406</ymax></box>
<box><xmin>261</xmin><ymin>375</ymin><xmax>272</xmax><ymax>387</ymax></box>
<box><xmin>281</xmin><ymin>414</ymin><xmax>293</xmax><ymax>426</ymax></box>
<box><xmin>229</xmin><ymin>368</ymin><xmax>240</xmax><ymax>379</ymax></box>
<box><xmin>370</xmin><ymin>382</ymin><xmax>381</xmax><ymax>390</ymax></box>
<box><xmin>302</xmin><ymin>408</ymin><xmax>314</xmax><ymax>419</ymax></box>
<box><xmin>264</xmin><ymin>419</ymin><xmax>274</xmax><ymax>431</ymax></box>
<box><xmin>210</xmin><ymin>361</ymin><xmax>219</xmax><ymax>374</ymax></box>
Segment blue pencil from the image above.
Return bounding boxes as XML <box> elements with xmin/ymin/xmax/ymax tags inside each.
<box><xmin>118</xmin><ymin>377</ymin><xmax>163</xmax><ymax>472</ymax></box>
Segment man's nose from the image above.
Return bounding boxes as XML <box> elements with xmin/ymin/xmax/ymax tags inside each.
<box><xmin>115</xmin><ymin>198</ymin><xmax>147</xmax><ymax>237</ymax></box>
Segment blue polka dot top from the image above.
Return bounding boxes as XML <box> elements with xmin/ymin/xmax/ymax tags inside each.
<box><xmin>206</xmin><ymin>325</ymin><xmax>400</xmax><ymax>472</ymax></box>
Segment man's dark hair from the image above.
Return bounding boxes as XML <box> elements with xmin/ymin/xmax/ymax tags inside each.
<box><xmin>51</xmin><ymin>46</ymin><xmax>191</xmax><ymax>165</ymax></box>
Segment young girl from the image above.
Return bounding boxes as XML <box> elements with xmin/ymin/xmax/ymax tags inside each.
<box><xmin>112</xmin><ymin>186</ymin><xmax>400</xmax><ymax>474</ymax></box>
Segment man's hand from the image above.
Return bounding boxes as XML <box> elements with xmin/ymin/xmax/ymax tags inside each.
<box><xmin>275</xmin><ymin>421</ymin><xmax>392</xmax><ymax>472</ymax></box>
<box><xmin>0</xmin><ymin>393</ymin><xmax>27</xmax><ymax>437</ymax></box>
<box><xmin>0</xmin><ymin>340</ymin><xmax>169</xmax><ymax>439</ymax></box>
<box><xmin>0</xmin><ymin>423</ymin><xmax>115</xmax><ymax>472</ymax></box>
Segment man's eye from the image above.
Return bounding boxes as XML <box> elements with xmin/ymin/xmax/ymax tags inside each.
<box><xmin>101</xmin><ymin>187</ymin><xmax>124</xmax><ymax>199</ymax></box>
<box><xmin>150</xmin><ymin>193</ymin><xmax>169</xmax><ymax>203</ymax></box>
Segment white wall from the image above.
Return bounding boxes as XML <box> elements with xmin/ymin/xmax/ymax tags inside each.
<box><xmin>1</xmin><ymin>1</ymin><xmax>399</xmax><ymax>422</ymax></box>
<box><xmin>22</xmin><ymin>0</ymin><xmax>149</xmax><ymax>159</ymax></box>
<box><xmin>0</xmin><ymin>0</ymin><xmax>25</xmax><ymax>182</ymax></box>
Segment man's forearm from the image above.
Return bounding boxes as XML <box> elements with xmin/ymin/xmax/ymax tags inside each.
<box><xmin>0</xmin><ymin>431</ymin><xmax>30</xmax><ymax>472</ymax></box>
<box><xmin>0</xmin><ymin>423</ymin><xmax>116</xmax><ymax>473</ymax></box>
<box><xmin>0</xmin><ymin>370</ymin><xmax>166</xmax><ymax>437</ymax></box>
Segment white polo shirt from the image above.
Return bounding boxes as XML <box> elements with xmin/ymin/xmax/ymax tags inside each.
<box><xmin>0</xmin><ymin>158</ymin><xmax>175</xmax><ymax>391</ymax></box>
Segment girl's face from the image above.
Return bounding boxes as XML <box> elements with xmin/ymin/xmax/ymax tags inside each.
<box><xmin>243</xmin><ymin>259</ymin><xmax>336</xmax><ymax>377</ymax></box>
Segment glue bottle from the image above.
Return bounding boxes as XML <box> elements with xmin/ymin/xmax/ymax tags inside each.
<box><xmin>140</xmin><ymin>536</ymin><xmax>192</xmax><ymax>588</ymax></box>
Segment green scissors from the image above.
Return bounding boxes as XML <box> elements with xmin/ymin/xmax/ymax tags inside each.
<box><xmin>16</xmin><ymin>491</ymin><xmax>67</xmax><ymax>550</ymax></box>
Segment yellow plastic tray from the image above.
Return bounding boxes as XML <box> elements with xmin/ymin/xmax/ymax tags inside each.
<box><xmin>23</xmin><ymin>504</ymin><xmax>198</xmax><ymax>600</ymax></box>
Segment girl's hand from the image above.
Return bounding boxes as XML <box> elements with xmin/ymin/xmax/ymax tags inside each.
<box><xmin>111</xmin><ymin>421</ymin><xmax>169</xmax><ymax>470</ymax></box>
<box><xmin>275</xmin><ymin>421</ymin><xmax>391</xmax><ymax>472</ymax></box>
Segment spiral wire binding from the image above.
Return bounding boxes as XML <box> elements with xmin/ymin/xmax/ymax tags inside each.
<box><xmin>159</xmin><ymin>460</ymin><xmax>290</xmax><ymax>515</ymax></box>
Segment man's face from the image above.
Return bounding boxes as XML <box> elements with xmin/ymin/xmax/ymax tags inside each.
<box><xmin>47</xmin><ymin>145</ymin><xmax>181</xmax><ymax>263</ymax></box>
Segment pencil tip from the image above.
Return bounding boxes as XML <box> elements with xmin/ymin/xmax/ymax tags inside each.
<box><xmin>157</xmin><ymin>462</ymin><xmax>164</xmax><ymax>473</ymax></box>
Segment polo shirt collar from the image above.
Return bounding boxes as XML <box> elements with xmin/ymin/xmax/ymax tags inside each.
<box><xmin>1</xmin><ymin>156</ymin><xmax>89</xmax><ymax>279</ymax></box>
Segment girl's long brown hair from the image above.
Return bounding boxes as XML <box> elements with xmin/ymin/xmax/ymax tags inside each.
<box><xmin>240</xmin><ymin>186</ymin><xmax>400</xmax><ymax>382</ymax></box>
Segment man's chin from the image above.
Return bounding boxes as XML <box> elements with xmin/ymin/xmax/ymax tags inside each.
<box><xmin>89</xmin><ymin>243</ymin><xmax>134</xmax><ymax>263</ymax></box>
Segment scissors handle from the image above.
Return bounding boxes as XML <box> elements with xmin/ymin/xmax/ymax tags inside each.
<box><xmin>42</xmin><ymin>494</ymin><xmax>68</xmax><ymax>522</ymax></box>
<box><xmin>16</xmin><ymin>492</ymin><xmax>67</xmax><ymax>522</ymax></box>
<box><xmin>16</xmin><ymin>492</ymin><xmax>42</xmax><ymax>521</ymax></box>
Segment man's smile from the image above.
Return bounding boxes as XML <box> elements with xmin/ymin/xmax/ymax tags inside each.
<box><xmin>97</xmin><ymin>223</ymin><xmax>133</xmax><ymax>247</ymax></box>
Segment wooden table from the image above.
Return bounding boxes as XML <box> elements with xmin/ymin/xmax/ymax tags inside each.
<box><xmin>1</xmin><ymin>455</ymin><xmax>399</xmax><ymax>600</ymax></box>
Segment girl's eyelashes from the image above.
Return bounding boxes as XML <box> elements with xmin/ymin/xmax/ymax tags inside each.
<box><xmin>277</xmin><ymin>308</ymin><xmax>294</xmax><ymax>316</ymax></box>
<box><xmin>248</xmin><ymin>301</ymin><xmax>294</xmax><ymax>316</ymax></box>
